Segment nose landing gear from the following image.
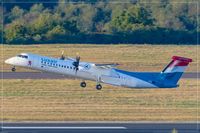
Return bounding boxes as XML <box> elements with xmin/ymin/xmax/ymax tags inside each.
<box><xmin>11</xmin><ymin>66</ymin><xmax>16</xmax><ymax>72</ymax></box>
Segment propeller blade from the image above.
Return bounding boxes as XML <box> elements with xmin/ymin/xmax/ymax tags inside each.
<box><xmin>60</xmin><ymin>50</ymin><xmax>65</xmax><ymax>60</ymax></box>
<box><xmin>73</xmin><ymin>54</ymin><xmax>81</xmax><ymax>74</ymax></box>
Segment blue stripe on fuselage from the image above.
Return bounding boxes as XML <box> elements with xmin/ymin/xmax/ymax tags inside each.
<box><xmin>114</xmin><ymin>69</ymin><xmax>183</xmax><ymax>88</ymax></box>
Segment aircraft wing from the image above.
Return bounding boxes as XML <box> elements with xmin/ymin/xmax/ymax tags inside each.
<box><xmin>66</xmin><ymin>57</ymin><xmax>76</xmax><ymax>61</ymax></box>
<box><xmin>94</xmin><ymin>63</ymin><xmax>119</xmax><ymax>69</ymax></box>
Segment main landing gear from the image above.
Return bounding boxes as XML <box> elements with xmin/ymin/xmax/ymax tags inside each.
<box><xmin>80</xmin><ymin>81</ymin><xmax>102</xmax><ymax>90</ymax></box>
<box><xmin>96</xmin><ymin>84</ymin><xmax>102</xmax><ymax>90</ymax></box>
<box><xmin>80</xmin><ymin>81</ymin><xmax>86</xmax><ymax>88</ymax></box>
<box><xmin>95</xmin><ymin>76</ymin><xmax>102</xmax><ymax>90</ymax></box>
<box><xmin>11</xmin><ymin>66</ymin><xmax>16</xmax><ymax>72</ymax></box>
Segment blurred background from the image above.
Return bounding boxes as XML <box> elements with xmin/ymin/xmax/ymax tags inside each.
<box><xmin>1</xmin><ymin>0</ymin><xmax>199</xmax><ymax>45</ymax></box>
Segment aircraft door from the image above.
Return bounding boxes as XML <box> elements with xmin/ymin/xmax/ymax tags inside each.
<box><xmin>29</xmin><ymin>55</ymin><xmax>39</xmax><ymax>69</ymax></box>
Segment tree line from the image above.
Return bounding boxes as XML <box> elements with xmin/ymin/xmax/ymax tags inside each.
<box><xmin>1</xmin><ymin>0</ymin><xmax>200</xmax><ymax>44</ymax></box>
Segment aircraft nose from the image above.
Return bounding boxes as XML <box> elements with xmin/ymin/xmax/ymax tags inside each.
<box><xmin>5</xmin><ymin>58</ymin><xmax>13</xmax><ymax>64</ymax></box>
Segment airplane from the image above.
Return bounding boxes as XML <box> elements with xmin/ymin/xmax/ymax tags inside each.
<box><xmin>5</xmin><ymin>52</ymin><xmax>192</xmax><ymax>90</ymax></box>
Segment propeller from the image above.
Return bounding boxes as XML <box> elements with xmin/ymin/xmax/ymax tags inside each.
<box><xmin>73</xmin><ymin>53</ymin><xmax>80</xmax><ymax>73</ymax></box>
<box><xmin>60</xmin><ymin>50</ymin><xmax>65</xmax><ymax>60</ymax></box>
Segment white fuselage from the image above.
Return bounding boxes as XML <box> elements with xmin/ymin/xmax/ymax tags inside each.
<box><xmin>5</xmin><ymin>53</ymin><xmax>158</xmax><ymax>88</ymax></box>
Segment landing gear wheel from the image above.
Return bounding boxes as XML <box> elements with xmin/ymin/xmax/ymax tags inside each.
<box><xmin>80</xmin><ymin>82</ymin><xmax>86</xmax><ymax>88</ymax></box>
<box><xmin>11</xmin><ymin>67</ymin><xmax>16</xmax><ymax>72</ymax></box>
<box><xmin>96</xmin><ymin>84</ymin><xmax>102</xmax><ymax>90</ymax></box>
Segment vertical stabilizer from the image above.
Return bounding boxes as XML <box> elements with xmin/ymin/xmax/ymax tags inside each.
<box><xmin>160</xmin><ymin>56</ymin><xmax>192</xmax><ymax>86</ymax></box>
<box><xmin>162</xmin><ymin>56</ymin><xmax>192</xmax><ymax>73</ymax></box>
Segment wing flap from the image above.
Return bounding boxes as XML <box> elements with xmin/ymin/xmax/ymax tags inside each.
<box><xmin>94</xmin><ymin>63</ymin><xmax>119</xmax><ymax>69</ymax></box>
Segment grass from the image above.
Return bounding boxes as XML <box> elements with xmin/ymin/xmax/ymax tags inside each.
<box><xmin>1</xmin><ymin>79</ymin><xmax>199</xmax><ymax>121</ymax></box>
<box><xmin>0</xmin><ymin>44</ymin><xmax>199</xmax><ymax>122</ymax></box>
<box><xmin>0</xmin><ymin>44</ymin><xmax>198</xmax><ymax>72</ymax></box>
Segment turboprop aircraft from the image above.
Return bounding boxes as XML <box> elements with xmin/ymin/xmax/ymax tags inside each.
<box><xmin>5</xmin><ymin>52</ymin><xmax>192</xmax><ymax>90</ymax></box>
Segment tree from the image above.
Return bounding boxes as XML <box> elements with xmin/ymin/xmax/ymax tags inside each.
<box><xmin>0</xmin><ymin>7</ymin><xmax>3</xmax><ymax>43</ymax></box>
<box><xmin>28</xmin><ymin>10</ymin><xmax>55</xmax><ymax>35</ymax></box>
<box><xmin>93</xmin><ymin>2</ymin><xmax>112</xmax><ymax>32</ymax></box>
<box><xmin>110</xmin><ymin>5</ymin><xmax>155</xmax><ymax>33</ymax></box>
<box><xmin>8</xmin><ymin>6</ymin><xmax>25</xmax><ymax>21</ymax></box>
<box><xmin>2</xmin><ymin>1</ymin><xmax>199</xmax><ymax>44</ymax></box>
<box><xmin>62</xmin><ymin>20</ymin><xmax>79</xmax><ymax>34</ymax></box>
<box><xmin>4</xmin><ymin>21</ymin><xmax>28</xmax><ymax>44</ymax></box>
<box><xmin>175</xmin><ymin>3</ymin><xmax>197</xmax><ymax>31</ymax></box>
<box><xmin>75</xmin><ymin>4</ymin><xmax>96</xmax><ymax>33</ymax></box>
<box><xmin>45</xmin><ymin>25</ymin><xmax>66</xmax><ymax>40</ymax></box>
<box><xmin>30</xmin><ymin>3</ymin><xmax>44</xmax><ymax>13</ymax></box>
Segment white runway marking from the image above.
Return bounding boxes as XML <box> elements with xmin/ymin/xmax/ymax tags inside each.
<box><xmin>2</xmin><ymin>126</ymin><xmax>127</xmax><ymax>130</ymax></box>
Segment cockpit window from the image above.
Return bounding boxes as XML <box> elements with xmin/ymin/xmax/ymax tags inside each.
<box><xmin>17</xmin><ymin>55</ymin><xmax>28</xmax><ymax>59</ymax></box>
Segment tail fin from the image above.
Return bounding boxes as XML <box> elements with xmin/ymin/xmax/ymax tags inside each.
<box><xmin>160</xmin><ymin>56</ymin><xmax>192</xmax><ymax>87</ymax></box>
<box><xmin>162</xmin><ymin>56</ymin><xmax>192</xmax><ymax>73</ymax></box>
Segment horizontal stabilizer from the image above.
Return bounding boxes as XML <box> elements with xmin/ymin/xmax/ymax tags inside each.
<box><xmin>162</xmin><ymin>56</ymin><xmax>192</xmax><ymax>73</ymax></box>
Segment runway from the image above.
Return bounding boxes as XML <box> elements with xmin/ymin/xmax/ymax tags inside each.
<box><xmin>1</xmin><ymin>122</ymin><xmax>200</xmax><ymax>133</ymax></box>
<box><xmin>1</xmin><ymin>72</ymin><xmax>199</xmax><ymax>79</ymax></box>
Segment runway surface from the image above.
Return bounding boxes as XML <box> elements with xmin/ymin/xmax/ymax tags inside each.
<box><xmin>1</xmin><ymin>72</ymin><xmax>199</xmax><ymax>79</ymax></box>
<box><xmin>1</xmin><ymin>122</ymin><xmax>200</xmax><ymax>133</ymax></box>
